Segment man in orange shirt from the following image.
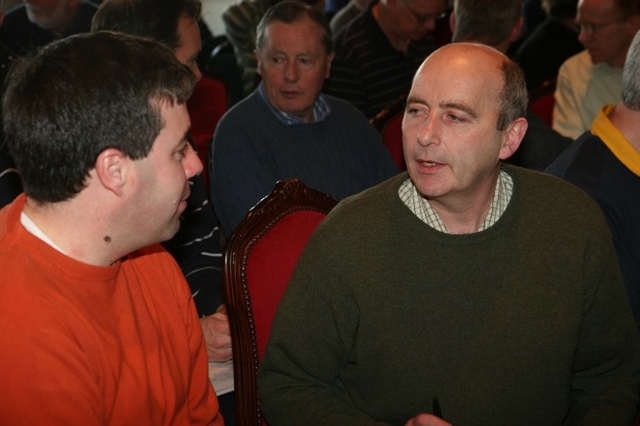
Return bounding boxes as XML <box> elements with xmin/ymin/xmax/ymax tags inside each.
<box><xmin>0</xmin><ymin>31</ymin><xmax>223</xmax><ymax>425</ymax></box>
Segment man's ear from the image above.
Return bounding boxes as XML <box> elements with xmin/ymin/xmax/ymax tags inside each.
<box><xmin>509</xmin><ymin>16</ymin><xmax>524</xmax><ymax>43</ymax></box>
<box><xmin>95</xmin><ymin>148</ymin><xmax>128</xmax><ymax>197</ymax></box>
<box><xmin>325</xmin><ymin>52</ymin><xmax>335</xmax><ymax>78</ymax></box>
<box><xmin>254</xmin><ymin>50</ymin><xmax>263</xmax><ymax>76</ymax></box>
<box><xmin>499</xmin><ymin>116</ymin><xmax>528</xmax><ymax>160</ymax></box>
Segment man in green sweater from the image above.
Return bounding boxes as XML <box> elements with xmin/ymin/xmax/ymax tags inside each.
<box><xmin>258</xmin><ymin>42</ymin><xmax>640</xmax><ymax>425</ymax></box>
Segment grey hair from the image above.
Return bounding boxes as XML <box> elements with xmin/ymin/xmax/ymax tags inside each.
<box><xmin>256</xmin><ymin>0</ymin><xmax>333</xmax><ymax>54</ymax></box>
<box><xmin>622</xmin><ymin>30</ymin><xmax>640</xmax><ymax>110</ymax></box>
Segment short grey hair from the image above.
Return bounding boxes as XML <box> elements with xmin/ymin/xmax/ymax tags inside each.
<box><xmin>622</xmin><ymin>30</ymin><xmax>640</xmax><ymax>110</ymax></box>
<box><xmin>256</xmin><ymin>0</ymin><xmax>333</xmax><ymax>54</ymax></box>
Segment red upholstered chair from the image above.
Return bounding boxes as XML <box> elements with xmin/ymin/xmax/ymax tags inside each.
<box><xmin>528</xmin><ymin>78</ymin><xmax>557</xmax><ymax>128</ymax></box>
<box><xmin>223</xmin><ymin>179</ymin><xmax>337</xmax><ymax>425</ymax></box>
<box><xmin>371</xmin><ymin>95</ymin><xmax>407</xmax><ymax>171</ymax></box>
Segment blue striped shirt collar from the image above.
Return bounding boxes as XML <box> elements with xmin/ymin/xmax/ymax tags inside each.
<box><xmin>257</xmin><ymin>82</ymin><xmax>331</xmax><ymax>125</ymax></box>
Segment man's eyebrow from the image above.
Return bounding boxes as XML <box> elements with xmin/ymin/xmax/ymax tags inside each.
<box><xmin>440</xmin><ymin>101</ymin><xmax>479</xmax><ymax>120</ymax></box>
<box><xmin>405</xmin><ymin>96</ymin><xmax>427</xmax><ymax>107</ymax></box>
<box><xmin>404</xmin><ymin>98</ymin><xmax>480</xmax><ymax>120</ymax></box>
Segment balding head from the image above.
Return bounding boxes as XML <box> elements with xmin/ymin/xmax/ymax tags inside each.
<box><xmin>412</xmin><ymin>43</ymin><xmax>528</xmax><ymax>130</ymax></box>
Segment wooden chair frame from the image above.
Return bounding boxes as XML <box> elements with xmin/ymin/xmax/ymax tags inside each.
<box><xmin>223</xmin><ymin>179</ymin><xmax>337</xmax><ymax>425</ymax></box>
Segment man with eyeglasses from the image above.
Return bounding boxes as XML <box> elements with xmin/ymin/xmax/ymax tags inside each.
<box><xmin>323</xmin><ymin>0</ymin><xmax>448</xmax><ymax>118</ymax></box>
<box><xmin>449</xmin><ymin>0</ymin><xmax>573</xmax><ymax>172</ymax></box>
<box><xmin>552</xmin><ymin>0</ymin><xmax>640</xmax><ymax>139</ymax></box>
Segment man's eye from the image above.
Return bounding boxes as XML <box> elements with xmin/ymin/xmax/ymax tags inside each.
<box><xmin>446</xmin><ymin>113</ymin><xmax>464</xmax><ymax>123</ymax></box>
<box><xmin>405</xmin><ymin>106</ymin><xmax>426</xmax><ymax>117</ymax></box>
<box><xmin>176</xmin><ymin>145</ymin><xmax>188</xmax><ymax>160</ymax></box>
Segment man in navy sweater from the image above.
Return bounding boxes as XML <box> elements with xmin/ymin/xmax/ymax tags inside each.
<box><xmin>210</xmin><ymin>0</ymin><xmax>398</xmax><ymax>236</ymax></box>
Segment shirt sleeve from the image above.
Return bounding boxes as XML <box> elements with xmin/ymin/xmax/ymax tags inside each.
<box><xmin>552</xmin><ymin>61</ymin><xmax>584</xmax><ymax>140</ymax></box>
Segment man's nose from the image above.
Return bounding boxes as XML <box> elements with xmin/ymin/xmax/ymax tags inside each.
<box><xmin>184</xmin><ymin>144</ymin><xmax>203</xmax><ymax>179</ymax></box>
<box><xmin>284</xmin><ymin>61</ymin><xmax>299</xmax><ymax>82</ymax></box>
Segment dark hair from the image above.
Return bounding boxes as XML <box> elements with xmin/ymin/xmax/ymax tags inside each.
<box><xmin>256</xmin><ymin>0</ymin><xmax>333</xmax><ymax>54</ymax></box>
<box><xmin>2</xmin><ymin>31</ymin><xmax>197</xmax><ymax>203</ymax></box>
<box><xmin>541</xmin><ymin>0</ymin><xmax>578</xmax><ymax>20</ymax></box>
<box><xmin>497</xmin><ymin>58</ymin><xmax>528</xmax><ymax>130</ymax></box>
<box><xmin>91</xmin><ymin>0</ymin><xmax>202</xmax><ymax>50</ymax></box>
<box><xmin>616</xmin><ymin>0</ymin><xmax>640</xmax><ymax>15</ymax></box>
<box><xmin>452</xmin><ymin>0</ymin><xmax>522</xmax><ymax>46</ymax></box>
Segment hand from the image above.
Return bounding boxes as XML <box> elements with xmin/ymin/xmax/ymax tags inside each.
<box><xmin>199</xmin><ymin>304</ymin><xmax>232</xmax><ymax>362</ymax></box>
<box><xmin>405</xmin><ymin>413</ymin><xmax>452</xmax><ymax>426</ymax></box>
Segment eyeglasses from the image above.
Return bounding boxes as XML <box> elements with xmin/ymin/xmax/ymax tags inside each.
<box><xmin>577</xmin><ymin>17</ymin><xmax>626</xmax><ymax>34</ymax></box>
<box><xmin>403</xmin><ymin>2</ymin><xmax>449</xmax><ymax>24</ymax></box>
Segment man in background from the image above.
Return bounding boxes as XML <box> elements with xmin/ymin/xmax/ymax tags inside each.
<box><xmin>547</xmin><ymin>29</ymin><xmax>640</xmax><ymax>331</ymax></box>
<box><xmin>0</xmin><ymin>31</ymin><xmax>222</xmax><ymax>424</ymax></box>
<box><xmin>514</xmin><ymin>0</ymin><xmax>583</xmax><ymax>90</ymax></box>
<box><xmin>450</xmin><ymin>0</ymin><xmax>572</xmax><ymax>170</ymax></box>
<box><xmin>91</xmin><ymin>0</ymin><xmax>234</xmax><ymax>421</ymax></box>
<box><xmin>329</xmin><ymin>0</ymin><xmax>372</xmax><ymax>34</ymax></box>
<box><xmin>222</xmin><ymin>0</ymin><xmax>325</xmax><ymax>97</ymax></box>
<box><xmin>0</xmin><ymin>0</ymin><xmax>99</xmax><ymax>55</ymax></box>
<box><xmin>552</xmin><ymin>0</ymin><xmax>640</xmax><ymax>139</ymax></box>
<box><xmin>323</xmin><ymin>0</ymin><xmax>446</xmax><ymax>118</ymax></box>
<box><xmin>210</xmin><ymin>0</ymin><xmax>397</xmax><ymax>236</ymax></box>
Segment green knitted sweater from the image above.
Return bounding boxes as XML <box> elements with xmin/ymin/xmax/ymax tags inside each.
<box><xmin>258</xmin><ymin>166</ymin><xmax>640</xmax><ymax>426</ymax></box>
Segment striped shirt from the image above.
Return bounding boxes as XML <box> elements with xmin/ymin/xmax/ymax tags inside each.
<box><xmin>323</xmin><ymin>7</ymin><xmax>437</xmax><ymax>119</ymax></box>
<box><xmin>258</xmin><ymin>82</ymin><xmax>332</xmax><ymax>124</ymax></box>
